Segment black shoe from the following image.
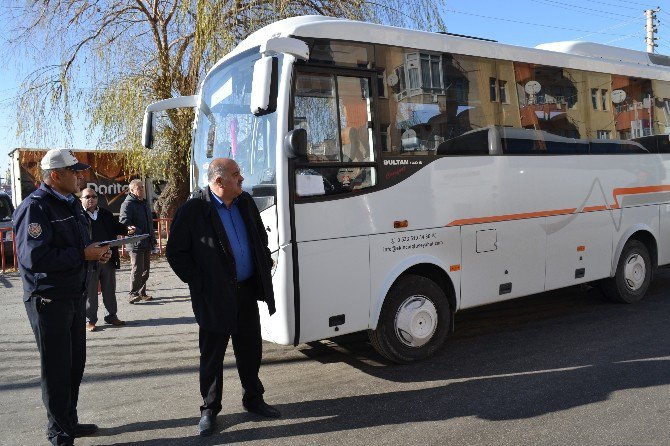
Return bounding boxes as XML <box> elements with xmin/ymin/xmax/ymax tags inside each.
<box><xmin>198</xmin><ymin>414</ymin><xmax>216</xmax><ymax>437</ymax></box>
<box><xmin>243</xmin><ymin>399</ymin><xmax>281</xmax><ymax>418</ymax></box>
<box><xmin>75</xmin><ymin>423</ymin><xmax>98</xmax><ymax>437</ymax></box>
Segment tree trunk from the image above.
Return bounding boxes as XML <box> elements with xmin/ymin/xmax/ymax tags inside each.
<box><xmin>156</xmin><ymin>112</ymin><xmax>193</xmax><ymax>219</ymax></box>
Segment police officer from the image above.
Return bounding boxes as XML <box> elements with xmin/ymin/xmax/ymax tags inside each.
<box><xmin>14</xmin><ymin>148</ymin><xmax>111</xmax><ymax>446</ymax></box>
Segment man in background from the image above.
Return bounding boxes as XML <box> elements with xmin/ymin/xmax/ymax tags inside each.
<box><xmin>119</xmin><ymin>179</ymin><xmax>155</xmax><ymax>303</ymax></box>
<box><xmin>81</xmin><ymin>187</ymin><xmax>132</xmax><ymax>331</ymax></box>
<box><xmin>14</xmin><ymin>148</ymin><xmax>111</xmax><ymax>446</ymax></box>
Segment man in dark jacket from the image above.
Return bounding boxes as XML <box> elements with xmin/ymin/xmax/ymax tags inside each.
<box><xmin>81</xmin><ymin>187</ymin><xmax>131</xmax><ymax>331</ymax></box>
<box><xmin>14</xmin><ymin>148</ymin><xmax>111</xmax><ymax>446</ymax></box>
<box><xmin>166</xmin><ymin>158</ymin><xmax>279</xmax><ymax>437</ymax></box>
<box><xmin>119</xmin><ymin>179</ymin><xmax>156</xmax><ymax>303</ymax></box>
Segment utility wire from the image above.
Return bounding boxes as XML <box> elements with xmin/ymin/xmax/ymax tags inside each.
<box><xmin>533</xmin><ymin>0</ymin><xmax>644</xmax><ymax>19</ymax></box>
<box><xmin>442</xmin><ymin>8</ymin><xmax>637</xmax><ymax>36</ymax></box>
<box><xmin>601</xmin><ymin>0</ymin><xmax>662</xmax><ymax>7</ymax></box>
<box><xmin>574</xmin><ymin>0</ymin><xmax>660</xmax><ymax>11</ymax></box>
<box><xmin>575</xmin><ymin>18</ymin><xmax>645</xmax><ymax>41</ymax></box>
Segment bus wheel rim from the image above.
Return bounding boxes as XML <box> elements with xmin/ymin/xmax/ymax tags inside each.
<box><xmin>624</xmin><ymin>253</ymin><xmax>646</xmax><ymax>291</ymax></box>
<box><xmin>394</xmin><ymin>295</ymin><xmax>438</xmax><ymax>348</ymax></box>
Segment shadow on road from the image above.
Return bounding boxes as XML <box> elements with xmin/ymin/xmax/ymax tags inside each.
<box><xmin>98</xmin><ymin>269</ymin><xmax>670</xmax><ymax>444</ymax></box>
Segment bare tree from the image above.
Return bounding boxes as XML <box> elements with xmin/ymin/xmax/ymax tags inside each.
<box><xmin>9</xmin><ymin>0</ymin><xmax>446</xmax><ymax>217</ymax></box>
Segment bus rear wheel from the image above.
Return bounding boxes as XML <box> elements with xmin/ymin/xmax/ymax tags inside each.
<box><xmin>368</xmin><ymin>274</ymin><xmax>451</xmax><ymax>363</ymax></box>
<box><xmin>601</xmin><ymin>239</ymin><xmax>653</xmax><ymax>304</ymax></box>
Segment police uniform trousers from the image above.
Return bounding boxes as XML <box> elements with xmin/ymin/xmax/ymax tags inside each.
<box><xmin>86</xmin><ymin>261</ymin><xmax>118</xmax><ymax>324</ymax></box>
<box><xmin>198</xmin><ymin>279</ymin><xmax>265</xmax><ymax>416</ymax></box>
<box><xmin>25</xmin><ymin>294</ymin><xmax>86</xmax><ymax>446</ymax></box>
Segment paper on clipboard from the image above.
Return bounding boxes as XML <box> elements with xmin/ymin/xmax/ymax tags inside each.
<box><xmin>97</xmin><ymin>234</ymin><xmax>149</xmax><ymax>247</ymax></box>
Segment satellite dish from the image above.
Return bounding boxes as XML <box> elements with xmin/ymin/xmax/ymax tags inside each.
<box><xmin>387</xmin><ymin>73</ymin><xmax>399</xmax><ymax>87</ymax></box>
<box><xmin>524</xmin><ymin>81</ymin><xmax>541</xmax><ymax>95</ymax></box>
<box><xmin>611</xmin><ymin>89</ymin><xmax>627</xmax><ymax>104</ymax></box>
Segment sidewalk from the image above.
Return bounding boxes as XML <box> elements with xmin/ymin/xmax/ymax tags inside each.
<box><xmin>0</xmin><ymin>258</ymin><xmax>298</xmax><ymax>446</ymax></box>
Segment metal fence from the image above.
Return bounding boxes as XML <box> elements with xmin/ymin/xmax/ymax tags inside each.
<box><xmin>1</xmin><ymin>218</ymin><xmax>173</xmax><ymax>274</ymax></box>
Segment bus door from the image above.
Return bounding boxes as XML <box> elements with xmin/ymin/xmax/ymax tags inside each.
<box><xmin>290</xmin><ymin>68</ymin><xmax>379</xmax><ymax>343</ymax></box>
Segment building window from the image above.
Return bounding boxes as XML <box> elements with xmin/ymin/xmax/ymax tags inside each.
<box><xmin>490</xmin><ymin>78</ymin><xmax>497</xmax><ymax>102</ymax></box>
<box><xmin>395</xmin><ymin>52</ymin><xmax>444</xmax><ymax>99</ymax></box>
<box><xmin>499</xmin><ymin>80</ymin><xmax>508</xmax><ymax>103</ymax></box>
<box><xmin>591</xmin><ymin>88</ymin><xmax>599</xmax><ymax>110</ymax></box>
<box><xmin>597</xmin><ymin>130</ymin><xmax>611</xmax><ymax>139</ymax></box>
<box><xmin>601</xmin><ymin>89</ymin><xmax>609</xmax><ymax>111</ymax></box>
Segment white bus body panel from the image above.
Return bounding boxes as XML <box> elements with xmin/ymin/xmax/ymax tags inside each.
<box><xmin>297</xmin><ymin>237</ymin><xmax>371</xmax><ymax>342</ymax></box>
<box><xmin>369</xmin><ymin>228</ymin><xmax>461</xmax><ymax>329</ymax></box>
<box><xmin>545</xmin><ymin>210</ymin><xmax>612</xmax><ymax>290</ymax></box>
<box><xmin>461</xmin><ymin>219</ymin><xmax>546</xmax><ymax>308</ymax></box>
<box><xmin>660</xmin><ymin>204</ymin><xmax>670</xmax><ymax>265</ymax></box>
<box><xmin>291</xmin><ymin>153</ymin><xmax>669</xmax><ymax>341</ymax></box>
<box><xmin>259</xmin><ymin>244</ymin><xmax>294</xmax><ymax>345</ymax></box>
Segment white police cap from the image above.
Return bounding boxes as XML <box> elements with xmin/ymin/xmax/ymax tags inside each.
<box><xmin>40</xmin><ymin>149</ymin><xmax>90</xmax><ymax>171</ymax></box>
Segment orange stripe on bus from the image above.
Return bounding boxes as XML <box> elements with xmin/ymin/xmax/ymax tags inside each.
<box><xmin>446</xmin><ymin>184</ymin><xmax>670</xmax><ymax>227</ymax></box>
<box><xmin>611</xmin><ymin>185</ymin><xmax>670</xmax><ymax>209</ymax></box>
<box><xmin>447</xmin><ymin>208</ymin><xmax>576</xmax><ymax>227</ymax></box>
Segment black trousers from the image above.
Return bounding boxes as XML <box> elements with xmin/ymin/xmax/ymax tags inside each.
<box><xmin>199</xmin><ymin>280</ymin><xmax>265</xmax><ymax>416</ymax></box>
<box><xmin>25</xmin><ymin>295</ymin><xmax>86</xmax><ymax>446</ymax></box>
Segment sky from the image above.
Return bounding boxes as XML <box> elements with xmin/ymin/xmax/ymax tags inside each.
<box><xmin>0</xmin><ymin>0</ymin><xmax>667</xmax><ymax>177</ymax></box>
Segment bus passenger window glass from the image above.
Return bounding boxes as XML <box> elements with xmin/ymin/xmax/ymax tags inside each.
<box><xmin>294</xmin><ymin>74</ymin><xmax>341</xmax><ymax>162</ymax></box>
<box><xmin>296</xmin><ymin>167</ymin><xmax>376</xmax><ymax>197</ymax></box>
<box><xmin>375</xmin><ymin>45</ymin><xmax>495</xmax><ymax>156</ymax></box>
<box><xmin>309</xmin><ymin>40</ymin><xmax>373</xmax><ymax>68</ymax></box>
<box><xmin>338</xmin><ymin>76</ymin><xmax>374</xmax><ymax>162</ymax></box>
<box><xmin>514</xmin><ymin>63</ymin><xmax>582</xmax><ymax>140</ymax></box>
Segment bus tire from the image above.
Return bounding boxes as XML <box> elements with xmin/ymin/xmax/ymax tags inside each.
<box><xmin>601</xmin><ymin>239</ymin><xmax>653</xmax><ymax>304</ymax></box>
<box><xmin>368</xmin><ymin>274</ymin><xmax>451</xmax><ymax>363</ymax></box>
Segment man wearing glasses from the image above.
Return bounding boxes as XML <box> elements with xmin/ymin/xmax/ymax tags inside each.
<box><xmin>13</xmin><ymin>148</ymin><xmax>112</xmax><ymax>446</ymax></box>
<box><xmin>80</xmin><ymin>187</ymin><xmax>132</xmax><ymax>332</ymax></box>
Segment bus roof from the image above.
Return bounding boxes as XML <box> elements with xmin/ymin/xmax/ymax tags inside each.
<box><xmin>219</xmin><ymin>15</ymin><xmax>670</xmax><ymax>81</ymax></box>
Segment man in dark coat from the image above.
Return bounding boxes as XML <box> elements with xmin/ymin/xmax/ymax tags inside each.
<box><xmin>13</xmin><ymin>148</ymin><xmax>111</xmax><ymax>446</ymax></box>
<box><xmin>119</xmin><ymin>179</ymin><xmax>156</xmax><ymax>303</ymax></box>
<box><xmin>166</xmin><ymin>158</ymin><xmax>279</xmax><ymax>437</ymax></box>
<box><xmin>81</xmin><ymin>187</ymin><xmax>131</xmax><ymax>331</ymax></box>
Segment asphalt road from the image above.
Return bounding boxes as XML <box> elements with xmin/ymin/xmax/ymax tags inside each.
<box><xmin>2</xmin><ymin>259</ymin><xmax>670</xmax><ymax>445</ymax></box>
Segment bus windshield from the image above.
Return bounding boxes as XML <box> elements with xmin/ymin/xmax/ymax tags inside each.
<box><xmin>192</xmin><ymin>48</ymin><xmax>281</xmax><ymax>212</ymax></box>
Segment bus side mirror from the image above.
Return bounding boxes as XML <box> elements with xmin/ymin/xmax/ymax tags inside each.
<box><xmin>285</xmin><ymin>128</ymin><xmax>307</xmax><ymax>158</ymax></box>
<box><xmin>141</xmin><ymin>111</ymin><xmax>154</xmax><ymax>149</ymax></box>
<box><xmin>250</xmin><ymin>56</ymin><xmax>278</xmax><ymax>116</ymax></box>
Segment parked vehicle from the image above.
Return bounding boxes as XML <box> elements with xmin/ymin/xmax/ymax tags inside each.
<box><xmin>140</xmin><ymin>15</ymin><xmax>670</xmax><ymax>363</ymax></box>
<box><xmin>0</xmin><ymin>191</ymin><xmax>14</xmax><ymax>258</ymax></box>
<box><xmin>9</xmin><ymin>148</ymin><xmax>159</xmax><ymax>214</ymax></box>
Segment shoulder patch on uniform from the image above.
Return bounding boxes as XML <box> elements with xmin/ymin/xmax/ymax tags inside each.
<box><xmin>28</xmin><ymin>223</ymin><xmax>42</xmax><ymax>238</ymax></box>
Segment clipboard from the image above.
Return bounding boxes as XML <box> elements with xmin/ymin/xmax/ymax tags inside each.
<box><xmin>97</xmin><ymin>234</ymin><xmax>149</xmax><ymax>247</ymax></box>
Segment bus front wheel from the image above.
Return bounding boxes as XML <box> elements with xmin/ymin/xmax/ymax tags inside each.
<box><xmin>368</xmin><ymin>274</ymin><xmax>451</xmax><ymax>363</ymax></box>
<box><xmin>601</xmin><ymin>239</ymin><xmax>653</xmax><ymax>304</ymax></box>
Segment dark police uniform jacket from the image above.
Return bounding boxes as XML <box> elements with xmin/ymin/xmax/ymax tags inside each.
<box><xmin>13</xmin><ymin>183</ymin><xmax>91</xmax><ymax>300</ymax></box>
<box><xmin>166</xmin><ymin>187</ymin><xmax>275</xmax><ymax>334</ymax></box>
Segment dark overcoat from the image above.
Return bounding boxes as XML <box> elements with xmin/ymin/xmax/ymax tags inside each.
<box><xmin>87</xmin><ymin>206</ymin><xmax>129</xmax><ymax>269</ymax></box>
<box><xmin>166</xmin><ymin>187</ymin><xmax>276</xmax><ymax>333</ymax></box>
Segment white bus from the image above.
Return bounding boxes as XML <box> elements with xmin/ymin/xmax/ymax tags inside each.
<box><xmin>142</xmin><ymin>16</ymin><xmax>670</xmax><ymax>362</ymax></box>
